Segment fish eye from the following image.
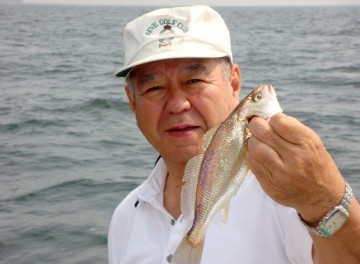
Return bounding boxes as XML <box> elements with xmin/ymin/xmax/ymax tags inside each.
<box><xmin>253</xmin><ymin>92</ymin><xmax>262</xmax><ymax>102</ymax></box>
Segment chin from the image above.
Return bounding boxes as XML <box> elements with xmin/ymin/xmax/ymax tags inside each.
<box><xmin>166</xmin><ymin>145</ymin><xmax>202</xmax><ymax>164</ymax></box>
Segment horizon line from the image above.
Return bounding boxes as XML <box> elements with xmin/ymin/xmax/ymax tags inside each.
<box><xmin>19</xmin><ymin>3</ymin><xmax>360</xmax><ymax>7</ymax></box>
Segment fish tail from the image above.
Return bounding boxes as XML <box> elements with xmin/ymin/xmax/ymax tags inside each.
<box><xmin>172</xmin><ymin>237</ymin><xmax>205</xmax><ymax>264</ymax></box>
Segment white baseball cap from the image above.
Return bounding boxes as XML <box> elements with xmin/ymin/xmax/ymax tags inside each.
<box><xmin>114</xmin><ymin>5</ymin><xmax>233</xmax><ymax>77</ymax></box>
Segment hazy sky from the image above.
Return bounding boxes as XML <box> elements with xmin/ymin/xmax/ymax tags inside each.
<box><xmin>21</xmin><ymin>0</ymin><xmax>360</xmax><ymax>6</ymax></box>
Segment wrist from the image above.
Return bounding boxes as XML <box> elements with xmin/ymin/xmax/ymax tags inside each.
<box><xmin>297</xmin><ymin>180</ymin><xmax>352</xmax><ymax>237</ymax></box>
<box><xmin>297</xmin><ymin>177</ymin><xmax>346</xmax><ymax>225</ymax></box>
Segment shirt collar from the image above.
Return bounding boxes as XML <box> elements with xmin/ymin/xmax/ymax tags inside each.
<box><xmin>136</xmin><ymin>157</ymin><xmax>168</xmax><ymax>204</ymax></box>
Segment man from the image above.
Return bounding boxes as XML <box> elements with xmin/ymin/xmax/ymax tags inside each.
<box><xmin>108</xmin><ymin>5</ymin><xmax>360</xmax><ymax>264</ymax></box>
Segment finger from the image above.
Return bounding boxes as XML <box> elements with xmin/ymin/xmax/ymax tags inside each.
<box><xmin>246</xmin><ymin>132</ymin><xmax>283</xmax><ymax>170</ymax></box>
<box><xmin>269</xmin><ymin>113</ymin><xmax>315</xmax><ymax>145</ymax></box>
<box><xmin>245</xmin><ymin>149</ymin><xmax>269</xmax><ymax>181</ymax></box>
<box><xmin>248</xmin><ymin>116</ymin><xmax>288</xmax><ymax>161</ymax></box>
<box><xmin>245</xmin><ymin>137</ymin><xmax>285</xmax><ymax>197</ymax></box>
<box><xmin>245</xmin><ymin>137</ymin><xmax>270</xmax><ymax>181</ymax></box>
<box><xmin>248</xmin><ymin>116</ymin><xmax>277</xmax><ymax>144</ymax></box>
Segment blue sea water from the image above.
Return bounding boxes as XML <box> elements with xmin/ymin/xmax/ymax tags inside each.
<box><xmin>0</xmin><ymin>4</ymin><xmax>359</xmax><ymax>263</ymax></box>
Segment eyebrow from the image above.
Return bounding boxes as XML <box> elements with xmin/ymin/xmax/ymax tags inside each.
<box><xmin>135</xmin><ymin>72</ymin><xmax>158</xmax><ymax>87</ymax></box>
<box><xmin>183</xmin><ymin>62</ymin><xmax>208</xmax><ymax>74</ymax></box>
<box><xmin>131</xmin><ymin>59</ymin><xmax>211</xmax><ymax>87</ymax></box>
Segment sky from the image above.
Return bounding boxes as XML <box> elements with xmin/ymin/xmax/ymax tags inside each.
<box><xmin>20</xmin><ymin>0</ymin><xmax>360</xmax><ymax>6</ymax></box>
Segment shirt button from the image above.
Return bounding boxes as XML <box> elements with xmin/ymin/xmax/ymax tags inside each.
<box><xmin>166</xmin><ymin>254</ymin><xmax>173</xmax><ymax>263</ymax></box>
<box><xmin>170</xmin><ymin>219</ymin><xmax>175</xmax><ymax>225</ymax></box>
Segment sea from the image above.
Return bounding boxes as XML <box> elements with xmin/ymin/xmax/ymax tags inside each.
<box><xmin>0</xmin><ymin>4</ymin><xmax>359</xmax><ymax>264</ymax></box>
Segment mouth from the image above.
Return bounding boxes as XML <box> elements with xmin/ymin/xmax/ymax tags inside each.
<box><xmin>167</xmin><ymin>125</ymin><xmax>201</xmax><ymax>136</ymax></box>
<box><xmin>168</xmin><ymin>125</ymin><xmax>199</xmax><ymax>132</ymax></box>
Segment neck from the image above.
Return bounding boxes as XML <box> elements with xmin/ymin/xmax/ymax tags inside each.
<box><xmin>163</xmin><ymin>160</ymin><xmax>187</xmax><ymax>219</ymax></box>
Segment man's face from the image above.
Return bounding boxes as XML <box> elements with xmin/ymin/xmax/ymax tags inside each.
<box><xmin>126</xmin><ymin>58</ymin><xmax>241</xmax><ymax>165</ymax></box>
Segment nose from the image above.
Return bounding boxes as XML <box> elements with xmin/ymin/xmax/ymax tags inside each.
<box><xmin>164</xmin><ymin>87</ymin><xmax>191</xmax><ymax>114</ymax></box>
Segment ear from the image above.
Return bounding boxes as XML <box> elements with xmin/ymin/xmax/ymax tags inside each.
<box><xmin>125</xmin><ymin>85</ymin><xmax>136</xmax><ymax>113</ymax></box>
<box><xmin>230</xmin><ymin>64</ymin><xmax>241</xmax><ymax>98</ymax></box>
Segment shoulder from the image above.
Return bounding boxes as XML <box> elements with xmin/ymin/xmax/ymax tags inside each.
<box><xmin>108</xmin><ymin>183</ymin><xmax>145</xmax><ymax>263</ymax></box>
<box><xmin>109</xmin><ymin>157</ymin><xmax>167</xmax><ymax>232</ymax></box>
<box><xmin>110</xmin><ymin>183</ymin><xmax>143</xmax><ymax>228</ymax></box>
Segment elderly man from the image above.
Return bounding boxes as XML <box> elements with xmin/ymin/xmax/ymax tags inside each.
<box><xmin>108</xmin><ymin>5</ymin><xmax>360</xmax><ymax>264</ymax></box>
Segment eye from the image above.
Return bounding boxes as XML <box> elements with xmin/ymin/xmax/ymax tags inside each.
<box><xmin>139</xmin><ymin>86</ymin><xmax>164</xmax><ymax>98</ymax></box>
<box><xmin>187</xmin><ymin>79</ymin><xmax>201</xmax><ymax>85</ymax></box>
<box><xmin>146</xmin><ymin>86</ymin><xmax>161</xmax><ymax>93</ymax></box>
<box><xmin>142</xmin><ymin>86</ymin><xmax>163</xmax><ymax>95</ymax></box>
<box><xmin>253</xmin><ymin>92</ymin><xmax>262</xmax><ymax>102</ymax></box>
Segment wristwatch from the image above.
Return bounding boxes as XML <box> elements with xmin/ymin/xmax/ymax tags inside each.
<box><xmin>297</xmin><ymin>180</ymin><xmax>353</xmax><ymax>237</ymax></box>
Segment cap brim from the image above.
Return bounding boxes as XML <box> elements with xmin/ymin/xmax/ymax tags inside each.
<box><xmin>114</xmin><ymin>49</ymin><xmax>229</xmax><ymax>77</ymax></box>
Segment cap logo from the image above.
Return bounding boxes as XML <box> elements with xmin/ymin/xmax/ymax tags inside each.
<box><xmin>144</xmin><ymin>18</ymin><xmax>189</xmax><ymax>48</ymax></box>
<box><xmin>159</xmin><ymin>25</ymin><xmax>175</xmax><ymax>47</ymax></box>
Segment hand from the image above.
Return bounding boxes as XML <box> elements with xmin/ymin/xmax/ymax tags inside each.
<box><xmin>245</xmin><ymin>113</ymin><xmax>345</xmax><ymax>225</ymax></box>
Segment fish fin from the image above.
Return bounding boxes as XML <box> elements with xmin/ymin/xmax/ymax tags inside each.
<box><xmin>221</xmin><ymin>201</ymin><xmax>230</xmax><ymax>224</ymax></box>
<box><xmin>202</xmin><ymin>125</ymin><xmax>220</xmax><ymax>150</ymax></box>
<box><xmin>181</xmin><ymin>153</ymin><xmax>205</xmax><ymax>220</ymax></box>
<box><xmin>172</xmin><ymin>237</ymin><xmax>205</xmax><ymax>264</ymax></box>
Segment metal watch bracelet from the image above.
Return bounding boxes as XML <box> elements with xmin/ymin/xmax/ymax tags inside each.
<box><xmin>297</xmin><ymin>180</ymin><xmax>353</xmax><ymax>237</ymax></box>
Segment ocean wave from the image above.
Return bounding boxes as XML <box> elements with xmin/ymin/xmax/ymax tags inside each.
<box><xmin>0</xmin><ymin>223</ymin><xmax>108</xmax><ymax>261</ymax></box>
<box><xmin>0</xmin><ymin>118</ymin><xmax>68</xmax><ymax>132</ymax></box>
<box><xmin>2</xmin><ymin>97</ymin><xmax>130</xmax><ymax>116</ymax></box>
<box><xmin>77</xmin><ymin>98</ymin><xmax>129</xmax><ymax>111</ymax></box>
<box><xmin>317</xmin><ymin>65</ymin><xmax>360</xmax><ymax>74</ymax></box>
<box><xmin>4</xmin><ymin>179</ymin><xmax>138</xmax><ymax>203</ymax></box>
<box><xmin>42</xmin><ymin>67</ymin><xmax>84</xmax><ymax>75</ymax></box>
<box><xmin>20</xmin><ymin>223</ymin><xmax>108</xmax><ymax>245</ymax></box>
<box><xmin>46</xmin><ymin>98</ymin><xmax>130</xmax><ymax>113</ymax></box>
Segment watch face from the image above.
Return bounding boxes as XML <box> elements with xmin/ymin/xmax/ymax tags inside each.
<box><xmin>320</xmin><ymin>207</ymin><xmax>348</xmax><ymax>237</ymax></box>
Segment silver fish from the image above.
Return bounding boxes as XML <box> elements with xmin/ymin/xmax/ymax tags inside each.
<box><xmin>172</xmin><ymin>84</ymin><xmax>283</xmax><ymax>264</ymax></box>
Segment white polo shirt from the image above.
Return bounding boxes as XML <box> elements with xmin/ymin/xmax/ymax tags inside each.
<box><xmin>108</xmin><ymin>158</ymin><xmax>313</xmax><ymax>264</ymax></box>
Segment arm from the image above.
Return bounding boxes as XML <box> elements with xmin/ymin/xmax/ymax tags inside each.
<box><xmin>245</xmin><ymin>113</ymin><xmax>360</xmax><ymax>263</ymax></box>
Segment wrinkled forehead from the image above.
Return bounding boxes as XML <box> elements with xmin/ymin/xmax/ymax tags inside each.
<box><xmin>128</xmin><ymin>57</ymin><xmax>219</xmax><ymax>81</ymax></box>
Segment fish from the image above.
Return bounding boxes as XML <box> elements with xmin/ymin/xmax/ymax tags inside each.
<box><xmin>171</xmin><ymin>84</ymin><xmax>283</xmax><ymax>264</ymax></box>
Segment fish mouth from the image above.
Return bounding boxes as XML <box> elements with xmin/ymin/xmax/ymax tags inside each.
<box><xmin>247</xmin><ymin>114</ymin><xmax>272</xmax><ymax>123</ymax></box>
<box><xmin>247</xmin><ymin>115</ymin><xmax>257</xmax><ymax>123</ymax></box>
